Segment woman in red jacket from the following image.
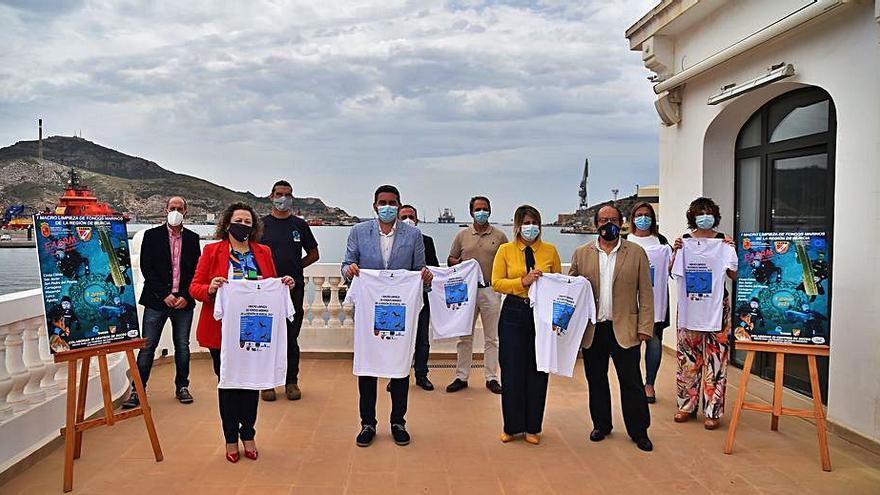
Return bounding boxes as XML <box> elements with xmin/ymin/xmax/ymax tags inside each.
<box><xmin>190</xmin><ymin>202</ymin><xmax>294</xmax><ymax>463</ymax></box>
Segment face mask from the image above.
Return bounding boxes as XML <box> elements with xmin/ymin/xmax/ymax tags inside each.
<box><xmin>61</xmin><ymin>302</ymin><xmax>71</xmax><ymax>310</ymax></box>
<box><xmin>402</xmin><ymin>218</ymin><xmax>417</xmax><ymax>228</ymax></box>
<box><xmin>228</xmin><ymin>222</ymin><xmax>253</xmax><ymax>242</ymax></box>
<box><xmin>377</xmin><ymin>205</ymin><xmax>398</xmax><ymax>224</ymax></box>
<box><xmin>695</xmin><ymin>214</ymin><xmax>715</xmax><ymax>230</ymax></box>
<box><xmin>633</xmin><ymin>215</ymin><xmax>652</xmax><ymax>231</ymax></box>
<box><xmin>473</xmin><ymin>210</ymin><xmax>490</xmax><ymax>225</ymax></box>
<box><xmin>598</xmin><ymin>222</ymin><xmax>620</xmax><ymax>242</ymax></box>
<box><xmin>167</xmin><ymin>210</ymin><xmax>184</xmax><ymax>227</ymax></box>
<box><xmin>520</xmin><ymin>224</ymin><xmax>540</xmax><ymax>242</ymax></box>
<box><xmin>272</xmin><ymin>196</ymin><xmax>293</xmax><ymax>212</ymax></box>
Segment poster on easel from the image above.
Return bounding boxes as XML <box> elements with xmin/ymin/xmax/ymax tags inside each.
<box><xmin>735</xmin><ymin>231</ymin><xmax>829</xmax><ymax>345</ymax></box>
<box><xmin>34</xmin><ymin>215</ymin><xmax>139</xmax><ymax>353</ymax></box>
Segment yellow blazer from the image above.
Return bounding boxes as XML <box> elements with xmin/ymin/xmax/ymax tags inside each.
<box><xmin>568</xmin><ymin>239</ymin><xmax>654</xmax><ymax>349</ymax></box>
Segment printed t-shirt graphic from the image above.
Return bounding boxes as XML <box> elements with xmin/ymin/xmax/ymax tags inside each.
<box><xmin>344</xmin><ymin>269</ymin><xmax>423</xmax><ymax>378</ymax></box>
<box><xmin>213</xmin><ymin>278</ymin><xmax>296</xmax><ymax>389</ymax></box>
<box><xmin>528</xmin><ymin>273</ymin><xmax>596</xmax><ymax>377</ymax></box>
<box><xmin>640</xmin><ymin>244</ymin><xmax>672</xmax><ymax>322</ymax></box>
<box><xmin>672</xmin><ymin>238</ymin><xmax>737</xmax><ymax>332</ymax></box>
<box><xmin>426</xmin><ymin>259</ymin><xmax>484</xmax><ymax>339</ymax></box>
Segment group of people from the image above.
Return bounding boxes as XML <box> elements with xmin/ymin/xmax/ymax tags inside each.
<box><xmin>122</xmin><ymin>180</ymin><xmax>739</xmax><ymax>462</ymax></box>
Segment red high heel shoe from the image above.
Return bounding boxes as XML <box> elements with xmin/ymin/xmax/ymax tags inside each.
<box><xmin>226</xmin><ymin>451</ymin><xmax>240</xmax><ymax>463</ymax></box>
<box><xmin>244</xmin><ymin>449</ymin><xmax>258</xmax><ymax>460</ymax></box>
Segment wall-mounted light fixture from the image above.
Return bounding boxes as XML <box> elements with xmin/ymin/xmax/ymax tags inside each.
<box><xmin>707</xmin><ymin>63</ymin><xmax>796</xmax><ymax>105</ymax></box>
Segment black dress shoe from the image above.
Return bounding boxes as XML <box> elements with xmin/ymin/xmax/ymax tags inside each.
<box><xmin>391</xmin><ymin>424</ymin><xmax>411</xmax><ymax>446</ymax></box>
<box><xmin>589</xmin><ymin>429</ymin><xmax>609</xmax><ymax>442</ymax></box>
<box><xmin>356</xmin><ymin>425</ymin><xmax>376</xmax><ymax>447</ymax></box>
<box><xmin>634</xmin><ymin>437</ymin><xmax>653</xmax><ymax>452</ymax></box>
<box><xmin>121</xmin><ymin>390</ymin><xmax>139</xmax><ymax>410</ymax></box>
<box><xmin>485</xmin><ymin>380</ymin><xmax>502</xmax><ymax>394</ymax></box>
<box><xmin>446</xmin><ymin>379</ymin><xmax>468</xmax><ymax>393</ymax></box>
<box><xmin>415</xmin><ymin>377</ymin><xmax>434</xmax><ymax>391</ymax></box>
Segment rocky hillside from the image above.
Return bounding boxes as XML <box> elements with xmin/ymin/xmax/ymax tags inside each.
<box><xmin>0</xmin><ymin>136</ymin><xmax>358</xmax><ymax>224</ymax></box>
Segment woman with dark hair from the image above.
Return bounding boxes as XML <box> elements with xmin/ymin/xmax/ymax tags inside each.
<box><xmin>669</xmin><ymin>197</ymin><xmax>737</xmax><ymax>430</ymax></box>
<box><xmin>190</xmin><ymin>202</ymin><xmax>295</xmax><ymax>462</ymax></box>
<box><xmin>492</xmin><ymin>205</ymin><xmax>561</xmax><ymax>445</ymax></box>
<box><xmin>627</xmin><ymin>202</ymin><xmax>671</xmax><ymax>404</ymax></box>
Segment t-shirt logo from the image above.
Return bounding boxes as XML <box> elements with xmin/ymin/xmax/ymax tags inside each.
<box><xmin>551</xmin><ymin>298</ymin><xmax>576</xmax><ymax>336</ymax></box>
<box><xmin>239</xmin><ymin>314</ymin><xmax>273</xmax><ymax>351</ymax></box>
<box><xmin>444</xmin><ymin>281</ymin><xmax>469</xmax><ymax>310</ymax></box>
<box><xmin>292</xmin><ymin>230</ymin><xmax>301</xmax><ymax>243</ymax></box>
<box><xmin>374</xmin><ymin>304</ymin><xmax>406</xmax><ymax>340</ymax></box>
<box><xmin>685</xmin><ymin>269</ymin><xmax>712</xmax><ymax>300</ymax></box>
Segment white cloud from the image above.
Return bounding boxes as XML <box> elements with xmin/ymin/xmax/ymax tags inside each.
<box><xmin>0</xmin><ymin>0</ymin><xmax>661</xmax><ymax>219</ymax></box>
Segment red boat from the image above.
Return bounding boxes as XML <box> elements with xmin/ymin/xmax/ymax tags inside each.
<box><xmin>54</xmin><ymin>168</ymin><xmax>126</xmax><ymax>218</ymax></box>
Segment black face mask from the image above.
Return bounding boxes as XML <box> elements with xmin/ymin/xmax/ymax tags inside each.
<box><xmin>598</xmin><ymin>223</ymin><xmax>620</xmax><ymax>242</ymax></box>
<box><xmin>228</xmin><ymin>223</ymin><xmax>253</xmax><ymax>242</ymax></box>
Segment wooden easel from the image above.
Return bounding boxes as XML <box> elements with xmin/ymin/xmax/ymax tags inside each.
<box><xmin>54</xmin><ymin>338</ymin><xmax>163</xmax><ymax>492</ymax></box>
<box><xmin>724</xmin><ymin>341</ymin><xmax>831</xmax><ymax>471</ymax></box>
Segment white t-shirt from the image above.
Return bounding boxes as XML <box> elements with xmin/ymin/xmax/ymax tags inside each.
<box><xmin>671</xmin><ymin>238</ymin><xmax>737</xmax><ymax>332</ymax></box>
<box><xmin>528</xmin><ymin>273</ymin><xmax>596</xmax><ymax>377</ymax></box>
<box><xmin>641</xmin><ymin>243</ymin><xmax>672</xmax><ymax>323</ymax></box>
<box><xmin>344</xmin><ymin>269</ymin><xmax>423</xmax><ymax>378</ymax></box>
<box><xmin>213</xmin><ymin>278</ymin><xmax>295</xmax><ymax>389</ymax></box>
<box><xmin>426</xmin><ymin>259</ymin><xmax>484</xmax><ymax>340</ymax></box>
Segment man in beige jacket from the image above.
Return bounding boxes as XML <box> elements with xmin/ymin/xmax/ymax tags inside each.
<box><xmin>569</xmin><ymin>205</ymin><xmax>654</xmax><ymax>452</ymax></box>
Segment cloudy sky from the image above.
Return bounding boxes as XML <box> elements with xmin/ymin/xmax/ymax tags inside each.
<box><xmin>0</xmin><ymin>0</ymin><xmax>659</xmax><ymax>220</ymax></box>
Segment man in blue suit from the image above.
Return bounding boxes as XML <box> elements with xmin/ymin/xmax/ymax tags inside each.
<box><xmin>342</xmin><ymin>184</ymin><xmax>433</xmax><ymax>448</ymax></box>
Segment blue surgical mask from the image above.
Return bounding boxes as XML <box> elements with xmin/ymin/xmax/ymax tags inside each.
<box><xmin>695</xmin><ymin>214</ymin><xmax>715</xmax><ymax>230</ymax></box>
<box><xmin>520</xmin><ymin>224</ymin><xmax>540</xmax><ymax>241</ymax></box>
<box><xmin>377</xmin><ymin>205</ymin><xmax>398</xmax><ymax>223</ymax></box>
<box><xmin>473</xmin><ymin>210</ymin><xmax>490</xmax><ymax>225</ymax></box>
<box><xmin>633</xmin><ymin>215</ymin><xmax>652</xmax><ymax>231</ymax></box>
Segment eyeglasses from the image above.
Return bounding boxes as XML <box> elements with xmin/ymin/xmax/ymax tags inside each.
<box><xmin>400</xmin><ymin>215</ymin><xmax>416</xmax><ymax>221</ymax></box>
<box><xmin>597</xmin><ymin>217</ymin><xmax>620</xmax><ymax>224</ymax></box>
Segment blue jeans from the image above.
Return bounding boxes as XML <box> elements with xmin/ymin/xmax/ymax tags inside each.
<box><xmin>643</xmin><ymin>322</ymin><xmax>665</xmax><ymax>387</ymax></box>
<box><xmin>135</xmin><ymin>306</ymin><xmax>194</xmax><ymax>391</ymax></box>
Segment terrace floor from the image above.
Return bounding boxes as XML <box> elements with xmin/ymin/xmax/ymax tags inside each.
<box><xmin>3</xmin><ymin>355</ymin><xmax>879</xmax><ymax>494</ymax></box>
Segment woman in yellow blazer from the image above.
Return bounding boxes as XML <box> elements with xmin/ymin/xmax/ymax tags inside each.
<box><xmin>492</xmin><ymin>205</ymin><xmax>561</xmax><ymax>445</ymax></box>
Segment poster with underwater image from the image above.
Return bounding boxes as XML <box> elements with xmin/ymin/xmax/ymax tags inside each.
<box><xmin>735</xmin><ymin>232</ymin><xmax>829</xmax><ymax>345</ymax></box>
<box><xmin>34</xmin><ymin>215</ymin><xmax>139</xmax><ymax>353</ymax></box>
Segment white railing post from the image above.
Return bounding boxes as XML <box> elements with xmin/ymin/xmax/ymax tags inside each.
<box><xmin>6</xmin><ymin>322</ymin><xmax>30</xmax><ymax>412</ymax></box>
<box><xmin>37</xmin><ymin>326</ymin><xmax>61</xmax><ymax>397</ymax></box>
<box><xmin>21</xmin><ymin>317</ymin><xmax>47</xmax><ymax>405</ymax></box>
<box><xmin>327</xmin><ymin>277</ymin><xmax>342</xmax><ymax>328</ymax></box>
<box><xmin>0</xmin><ymin>322</ymin><xmax>14</xmax><ymax>421</ymax></box>
<box><xmin>312</xmin><ymin>276</ymin><xmax>326</xmax><ymax>327</ymax></box>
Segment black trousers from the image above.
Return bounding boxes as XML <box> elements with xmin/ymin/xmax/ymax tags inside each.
<box><xmin>210</xmin><ymin>349</ymin><xmax>259</xmax><ymax>444</ymax></box>
<box><xmin>287</xmin><ymin>285</ymin><xmax>305</xmax><ymax>384</ymax></box>
<box><xmin>359</xmin><ymin>375</ymin><xmax>409</xmax><ymax>427</ymax></box>
<box><xmin>412</xmin><ymin>296</ymin><xmax>430</xmax><ymax>380</ymax></box>
<box><xmin>498</xmin><ymin>297</ymin><xmax>548</xmax><ymax>435</ymax></box>
<box><xmin>582</xmin><ymin>321</ymin><xmax>651</xmax><ymax>440</ymax></box>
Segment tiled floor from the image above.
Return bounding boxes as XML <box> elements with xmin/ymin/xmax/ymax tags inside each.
<box><xmin>3</xmin><ymin>357</ymin><xmax>880</xmax><ymax>494</ymax></box>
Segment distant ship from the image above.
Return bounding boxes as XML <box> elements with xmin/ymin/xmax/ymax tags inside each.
<box><xmin>54</xmin><ymin>168</ymin><xmax>126</xmax><ymax>218</ymax></box>
<box><xmin>438</xmin><ymin>208</ymin><xmax>455</xmax><ymax>223</ymax></box>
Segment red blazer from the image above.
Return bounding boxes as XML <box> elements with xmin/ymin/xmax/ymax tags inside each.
<box><xmin>190</xmin><ymin>239</ymin><xmax>278</xmax><ymax>349</ymax></box>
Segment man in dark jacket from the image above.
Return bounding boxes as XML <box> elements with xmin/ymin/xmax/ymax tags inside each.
<box><xmin>398</xmin><ymin>205</ymin><xmax>438</xmax><ymax>391</ymax></box>
<box><xmin>123</xmin><ymin>196</ymin><xmax>201</xmax><ymax>409</ymax></box>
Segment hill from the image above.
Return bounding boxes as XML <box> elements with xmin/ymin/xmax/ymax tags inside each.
<box><xmin>0</xmin><ymin>136</ymin><xmax>358</xmax><ymax>224</ymax></box>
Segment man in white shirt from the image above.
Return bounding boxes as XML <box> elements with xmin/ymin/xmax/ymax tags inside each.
<box><xmin>568</xmin><ymin>205</ymin><xmax>655</xmax><ymax>452</ymax></box>
<box><xmin>342</xmin><ymin>185</ymin><xmax>433</xmax><ymax>448</ymax></box>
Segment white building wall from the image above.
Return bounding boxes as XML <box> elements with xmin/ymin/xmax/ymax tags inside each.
<box><xmin>657</xmin><ymin>3</ymin><xmax>880</xmax><ymax>441</ymax></box>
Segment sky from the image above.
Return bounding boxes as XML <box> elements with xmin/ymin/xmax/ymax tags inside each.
<box><xmin>0</xmin><ymin>0</ymin><xmax>659</xmax><ymax>221</ymax></box>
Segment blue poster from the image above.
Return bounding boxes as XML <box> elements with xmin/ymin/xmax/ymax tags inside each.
<box><xmin>34</xmin><ymin>215</ymin><xmax>139</xmax><ymax>353</ymax></box>
<box><xmin>735</xmin><ymin>232</ymin><xmax>829</xmax><ymax>345</ymax></box>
